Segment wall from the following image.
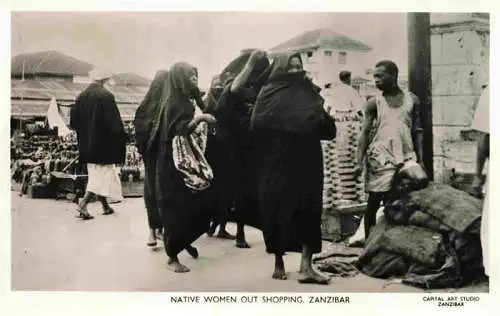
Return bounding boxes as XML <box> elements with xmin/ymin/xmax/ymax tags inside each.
<box><xmin>299</xmin><ymin>48</ymin><xmax>370</xmax><ymax>89</ymax></box>
<box><xmin>73</xmin><ymin>75</ymin><xmax>92</xmax><ymax>85</ymax></box>
<box><xmin>430</xmin><ymin>15</ymin><xmax>489</xmax><ymax>181</ymax></box>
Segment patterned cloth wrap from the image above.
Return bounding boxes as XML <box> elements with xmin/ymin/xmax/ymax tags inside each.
<box><xmin>172</xmin><ymin>111</ymin><xmax>214</xmax><ymax>191</ymax></box>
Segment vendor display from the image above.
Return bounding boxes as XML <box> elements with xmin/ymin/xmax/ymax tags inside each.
<box><xmin>11</xmin><ymin>128</ymin><xmax>80</xmax><ymax>199</ymax></box>
<box><xmin>321</xmin><ymin>109</ymin><xmax>365</xmax><ymax>210</ymax></box>
<box><xmin>12</xmin><ymin>121</ymin><xmax>148</xmax><ymax>199</ymax></box>
<box><xmin>120</xmin><ymin>144</ymin><xmax>144</xmax><ymax>197</ymax></box>
<box><xmin>120</xmin><ymin>145</ymin><xmax>143</xmax><ymax>182</ymax></box>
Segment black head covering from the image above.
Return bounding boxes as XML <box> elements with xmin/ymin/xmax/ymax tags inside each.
<box><xmin>133</xmin><ymin>70</ymin><xmax>168</xmax><ymax>156</ymax></box>
<box><xmin>251</xmin><ymin>52</ymin><xmax>325</xmax><ymax>133</ymax></box>
<box><xmin>158</xmin><ymin>62</ymin><xmax>200</xmax><ymax>145</ymax></box>
<box><xmin>205</xmin><ymin>50</ymin><xmax>270</xmax><ymax>114</ymax></box>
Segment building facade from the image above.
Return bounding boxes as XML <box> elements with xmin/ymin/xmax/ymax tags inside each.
<box><xmin>11</xmin><ymin>51</ymin><xmax>150</xmax><ymax>126</ymax></box>
<box><xmin>268</xmin><ymin>29</ymin><xmax>372</xmax><ymax>99</ymax></box>
<box><xmin>430</xmin><ymin>13</ymin><xmax>489</xmax><ymax>181</ymax></box>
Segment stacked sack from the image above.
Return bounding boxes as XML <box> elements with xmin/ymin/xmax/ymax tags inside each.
<box><xmin>321</xmin><ymin>109</ymin><xmax>365</xmax><ymax>210</ymax></box>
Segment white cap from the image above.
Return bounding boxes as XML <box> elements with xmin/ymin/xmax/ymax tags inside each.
<box><xmin>89</xmin><ymin>68</ymin><xmax>113</xmax><ymax>81</ymax></box>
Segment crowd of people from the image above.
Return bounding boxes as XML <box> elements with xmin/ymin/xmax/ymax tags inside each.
<box><xmin>66</xmin><ymin>48</ymin><xmax>489</xmax><ymax>285</ymax></box>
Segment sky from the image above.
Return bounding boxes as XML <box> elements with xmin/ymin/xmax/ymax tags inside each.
<box><xmin>11</xmin><ymin>12</ymin><xmax>411</xmax><ymax>88</ymax></box>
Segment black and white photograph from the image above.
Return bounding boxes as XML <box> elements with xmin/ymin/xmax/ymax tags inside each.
<box><xmin>4</xmin><ymin>5</ymin><xmax>493</xmax><ymax>312</ymax></box>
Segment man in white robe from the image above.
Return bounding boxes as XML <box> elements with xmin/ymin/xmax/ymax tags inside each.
<box><xmin>70</xmin><ymin>69</ymin><xmax>127</xmax><ymax>219</ymax></box>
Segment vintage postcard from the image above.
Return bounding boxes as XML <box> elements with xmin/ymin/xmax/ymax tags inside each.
<box><xmin>1</xmin><ymin>1</ymin><xmax>496</xmax><ymax>315</ymax></box>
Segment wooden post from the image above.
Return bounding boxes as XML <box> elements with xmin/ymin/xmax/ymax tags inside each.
<box><xmin>408</xmin><ymin>13</ymin><xmax>434</xmax><ymax>180</ymax></box>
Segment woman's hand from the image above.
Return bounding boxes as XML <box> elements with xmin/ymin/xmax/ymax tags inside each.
<box><xmin>248</xmin><ymin>50</ymin><xmax>267</xmax><ymax>66</ymax></box>
<box><xmin>198</xmin><ymin>114</ymin><xmax>217</xmax><ymax>125</ymax></box>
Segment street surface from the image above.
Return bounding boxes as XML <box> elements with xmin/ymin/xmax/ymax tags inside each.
<box><xmin>11</xmin><ymin>192</ymin><xmax>488</xmax><ymax>293</ymax></box>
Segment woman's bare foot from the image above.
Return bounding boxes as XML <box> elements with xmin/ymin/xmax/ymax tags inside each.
<box><xmin>167</xmin><ymin>257</ymin><xmax>190</xmax><ymax>273</ymax></box>
<box><xmin>272</xmin><ymin>254</ymin><xmax>287</xmax><ymax>280</ymax></box>
<box><xmin>236</xmin><ymin>239</ymin><xmax>251</xmax><ymax>248</ymax></box>
<box><xmin>147</xmin><ymin>230</ymin><xmax>157</xmax><ymax>247</ymax></box>
<box><xmin>207</xmin><ymin>222</ymin><xmax>217</xmax><ymax>237</ymax></box>
<box><xmin>217</xmin><ymin>230</ymin><xmax>236</xmax><ymax>240</ymax></box>
<box><xmin>235</xmin><ymin>225</ymin><xmax>250</xmax><ymax>248</ymax></box>
<box><xmin>236</xmin><ymin>234</ymin><xmax>250</xmax><ymax>249</ymax></box>
<box><xmin>185</xmin><ymin>245</ymin><xmax>199</xmax><ymax>259</ymax></box>
<box><xmin>297</xmin><ymin>268</ymin><xmax>330</xmax><ymax>284</ymax></box>
<box><xmin>272</xmin><ymin>268</ymin><xmax>287</xmax><ymax>280</ymax></box>
<box><xmin>155</xmin><ymin>229</ymin><xmax>163</xmax><ymax>241</ymax></box>
<box><xmin>298</xmin><ymin>244</ymin><xmax>330</xmax><ymax>284</ymax></box>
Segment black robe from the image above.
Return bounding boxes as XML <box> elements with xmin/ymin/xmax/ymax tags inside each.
<box><xmin>133</xmin><ymin>70</ymin><xmax>169</xmax><ymax>230</ymax></box>
<box><xmin>207</xmin><ymin>53</ymin><xmax>270</xmax><ymax>229</ymax></box>
<box><xmin>154</xmin><ymin>63</ymin><xmax>212</xmax><ymax>257</ymax></box>
<box><xmin>70</xmin><ymin>83</ymin><xmax>126</xmax><ymax>165</ymax></box>
<box><xmin>251</xmin><ymin>53</ymin><xmax>336</xmax><ymax>254</ymax></box>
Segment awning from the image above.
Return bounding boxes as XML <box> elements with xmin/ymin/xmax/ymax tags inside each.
<box><xmin>11</xmin><ymin>99</ymin><xmax>49</xmax><ymax>117</ymax></box>
<box><xmin>11</xmin><ymin>98</ymin><xmax>137</xmax><ymax>121</ymax></box>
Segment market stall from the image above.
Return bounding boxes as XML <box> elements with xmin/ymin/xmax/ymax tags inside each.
<box><xmin>321</xmin><ymin>108</ymin><xmax>366</xmax><ymax>242</ymax></box>
<box><xmin>11</xmin><ymin>103</ymin><xmax>145</xmax><ymax>201</ymax></box>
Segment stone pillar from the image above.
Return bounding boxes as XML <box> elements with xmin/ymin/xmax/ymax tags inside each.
<box><xmin>408</xmin><ymin>13</ymin><xmax>433</xmax><ymax>180</ymax></box>
<box><xmin>430</xmin><ymin>13</ymin><xmax>489</xmax><ymax>182</ymax></box>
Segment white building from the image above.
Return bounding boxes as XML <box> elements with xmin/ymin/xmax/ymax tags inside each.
<box><xmin>268</xmin><ymin>28</ymin><xmax>372</xmax><ymax>90</ymax></box>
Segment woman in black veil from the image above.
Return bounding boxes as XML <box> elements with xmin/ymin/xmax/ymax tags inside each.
<box><xmin>205</xmin><ymin>49</ymin><xmax>270</xmax><ymax>248</ymax></box>
<box><xmin>134</xmin><ymin>70</ymin><xmax>168</xmax><ymax>247</ymax></box>
<box><xmin>134</xmin><ymin>64</ymin><xmax>215</xmax><ymax>272</ymax></box>
<box><xmin>251</xmin><ymin>52</ymin><xmax>336</xmax><ymax>283</ymax></box>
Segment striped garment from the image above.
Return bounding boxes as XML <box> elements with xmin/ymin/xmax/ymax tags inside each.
<box><xmin>172</xmin><ymin>105</ymin><xmax>213</xmax><ymax>191</ymax></box>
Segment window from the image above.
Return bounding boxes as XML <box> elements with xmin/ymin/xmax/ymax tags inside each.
<box><xmin>338</xmin><ymin>51</ymin><xmax>347</xmax><ymax>65</ymax></box>
<box><xmin>324</xmin><ymin>50</ymin><xmax>332</xmax><ymax>57</ymax></box>
<box><xmin>307</xmin><ymin>51</ymin><xmax>314</xmax><ymax>58</ymax></box>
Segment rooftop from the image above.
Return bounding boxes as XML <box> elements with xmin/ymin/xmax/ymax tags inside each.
<box><xmin>11</xmin><ymin>50</ymin><xmax>94</xmax><ymax>77</ymax></box>
<box><xmin>269</xmin><ymin>28</ymin><xmax>372</xmax><ymax>54</ymax></box>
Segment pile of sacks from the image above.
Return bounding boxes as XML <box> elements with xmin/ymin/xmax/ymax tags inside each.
<box><xmin>314</xmin><ymin>162</ymin><xmax>484</xmax><ymax>289</ymax></box>
<box><xmin>355</xmin><ymin>163</ymin><xmax>484</xmax><ymax>289</ymax></box>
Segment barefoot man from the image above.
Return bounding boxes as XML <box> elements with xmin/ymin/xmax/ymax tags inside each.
<box><xmin>355</xmin><ymin>60</ymin><xmax>424</xmax><ymax>239</ymax></box>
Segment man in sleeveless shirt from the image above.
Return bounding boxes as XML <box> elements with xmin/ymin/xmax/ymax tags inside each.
<box><xmin>355</xmin><ymin>60</ymin><xmax>424</xmax><ymax>239</ymax></box>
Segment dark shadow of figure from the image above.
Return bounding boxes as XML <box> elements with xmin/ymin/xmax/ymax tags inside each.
<box><xmin>204</xmin><ymin>49</ymin><xmax>271</xmax><ymax>248</ymax></box>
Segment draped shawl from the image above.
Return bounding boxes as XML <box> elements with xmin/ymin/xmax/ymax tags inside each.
<box><xmin>250</xmin><ymin>52</ymin><xmax>326</xmax><ymax>133</ymax></box>
<box><xmin>155</xmin><ymin>63</ymin><xmax>200</xmax><ymax>146</ymax></box>
<box><xmin>133</xmin><ymin>70</ymin><xmax>169</xmax><ymax>156</ymax></box>
<box><xmin>210</xmin><ymin>52</ymin><xmax>270</xmax><ymax>145</ymax></box>
<box><xmin>205</xmin><ymin>50</ymin><xmax>270</xmax><ymax>115</ymax></box>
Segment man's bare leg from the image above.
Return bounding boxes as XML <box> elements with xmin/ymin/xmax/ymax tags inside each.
<box><xmin>76</xmin><ymin>191</ymin><xmax>94</xmax><ymax>219</ymax></box>
<box><xmin>97</xmin><ymin>195</ymin><xmax>114</xmax><ymax>215</ymax></box>
<box><xmin>364</xmin><ymin>193</ymin><xmax>385</xmax><ymax>239</ymax></box>
<box><xmin>272</xmin><ymin>253</ymin><xmax>287</xmax><ymax>280</ymax></box>
<box><xmin>298</xmin><ymin>244</ymin><xmax>330</xmax><ymax>284</ymax></box>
